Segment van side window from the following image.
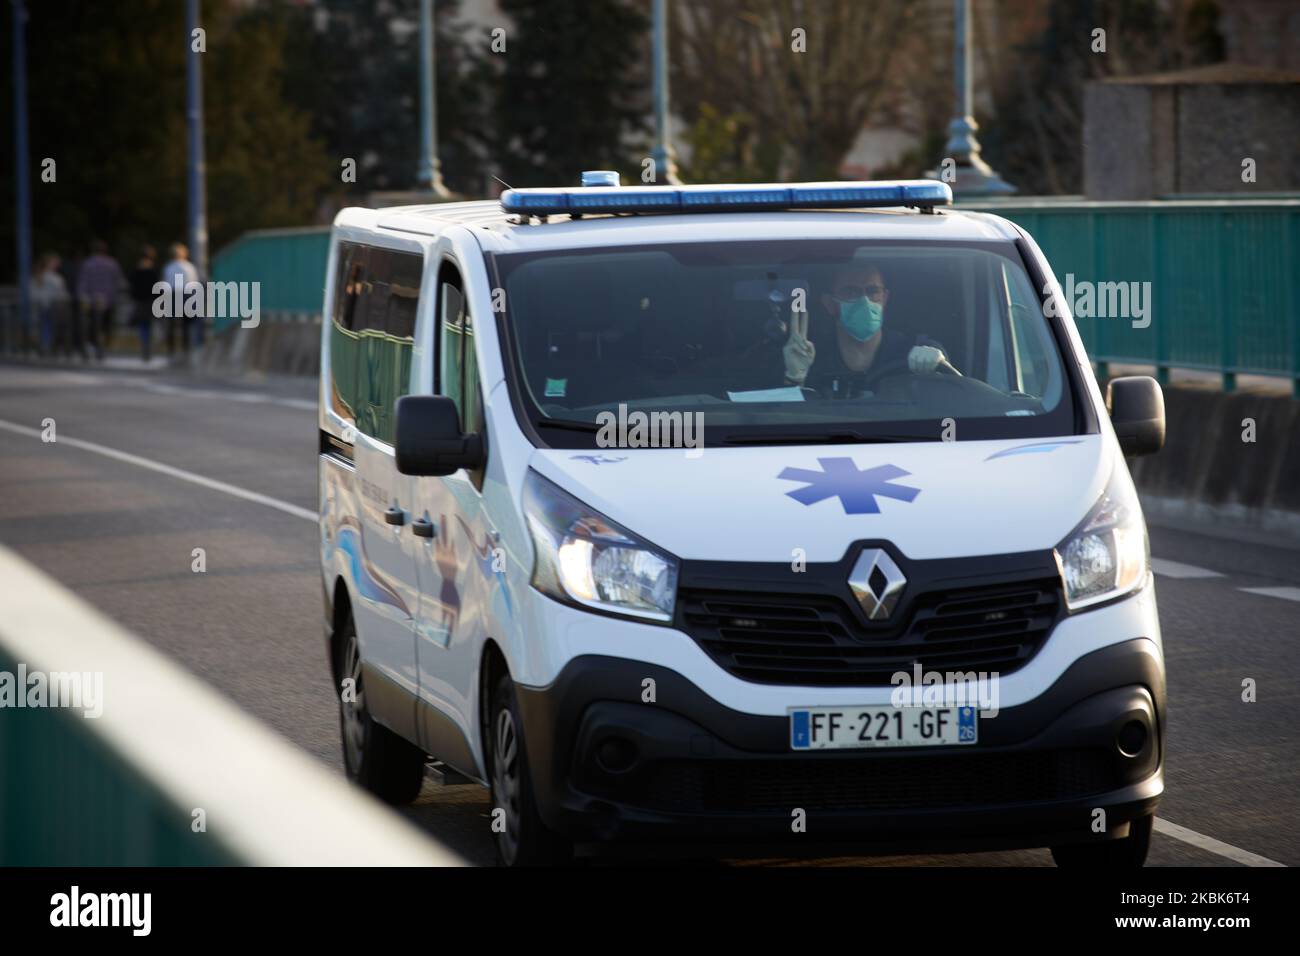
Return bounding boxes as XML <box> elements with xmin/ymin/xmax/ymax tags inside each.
<box><xmin>386</xmin><ymin>254</ymin><xmax>421</xmax><ymax>341</ymax></box>
<box><xmin>335</xmin><ymin>243</ymin><xmax>367</xmax><ymax>332</ymax></box>
<box><xmin>437</xmin><ymin>264</ymin><xmax>486</xmax><ymax>478</ymax></box>
<box><xmin>439</xmin><ymin>279</ymin><xmax>466</xmax><ymax>416</ymax></box>
<box><xmin>330</xmin><ymin>241</ymin><xmax>424</xmax><ymax>444</ymax></box>
<box><xmin>1004</xmin><ymin>261</ymin><xmax>1056</xmax><ymax>402</ymax></box>
<box><xmin>328</xmin><ymin>242</ymin><xmax>368</xmax><ymax>428</ymax></box>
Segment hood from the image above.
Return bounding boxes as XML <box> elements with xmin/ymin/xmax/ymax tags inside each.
<box><xmin>530</xmin><ymin>435</ymin><xmax>1112</xmax><ymax>563</ymax></box>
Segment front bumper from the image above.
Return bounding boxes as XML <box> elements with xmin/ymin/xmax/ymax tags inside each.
<box><xmin>514</xmin><ymin>638</ymin><xmax>1164</xmax><ymax>854</ymax></box>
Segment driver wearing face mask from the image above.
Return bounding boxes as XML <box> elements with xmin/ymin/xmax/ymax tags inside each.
<box><xmin>782</xmin><ymin>265</ymin><xmax>949</xmax><ymax>395</ymax></box>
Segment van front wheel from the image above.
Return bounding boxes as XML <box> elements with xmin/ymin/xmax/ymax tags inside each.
<box><xmin>488</xmin><ymin>674</ymin><xmax>572</xmax><ymax>866</ymax></box>
<box><xmin>337</xmin><ymin>615</ymin><xmax>426</xmax><ymax>805</ymax></box>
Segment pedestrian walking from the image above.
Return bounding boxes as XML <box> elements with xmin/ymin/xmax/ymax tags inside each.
<box><xmin>29</xmin><ymin>253</ymin><xmax>72</xmax><ymax>358</ymax></box>
<box><xmin>159</xmin><ymin>242</ymin><xmax>200</xmax><ymax>355</ymax></box>
<box><xmin>77</xmin><ymin>239</ymin><xmax>125</xmax><ymax>361</ymax></box>
<box><xmin>129</xmin><ymin>245</ymin><xmax>160</xmax><ymax>362</ymax></box>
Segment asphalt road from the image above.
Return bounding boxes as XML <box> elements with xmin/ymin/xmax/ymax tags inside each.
<box><xmin>1</xmin><ymin>363</ymin><xmax>1296</xmax><ymax>867</ymax></box>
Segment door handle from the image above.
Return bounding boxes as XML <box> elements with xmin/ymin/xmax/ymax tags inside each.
<box><xmin>411</xmin><ymin>516</ymin><xmax>436</xmax><ymax>538</ymax></box>
<box><xmin>384</xmin><ymin>505</ymin><xmax>406</xmax><ymax>526</ymax></box>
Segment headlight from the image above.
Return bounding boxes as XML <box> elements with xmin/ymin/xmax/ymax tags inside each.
<box><xmin>1054</xmin><ymin>469</ymin><xmax>1149</xmax><ymax>611</ymax></box>
<box><xmin>523</xmin><ymin>469</ymin><xmax>678</xmax><ymax>622</ymax></box>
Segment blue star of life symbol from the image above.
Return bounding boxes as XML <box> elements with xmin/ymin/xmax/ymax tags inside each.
<box><xmin>777</xmin><ymin>458</ymin><xmax>921</xmax><ymax>514</ymax></box>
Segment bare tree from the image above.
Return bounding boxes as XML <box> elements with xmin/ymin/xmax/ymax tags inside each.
<box><xmin>671</xmin><ymin>0</ymin><xmax>920</xmax><ymax>181</ymax></box>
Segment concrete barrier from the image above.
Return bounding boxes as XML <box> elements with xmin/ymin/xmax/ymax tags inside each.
<box><xmin>0</xmin><ymin>545</ymin><xmax>464</xmax><ymax>866</ymax></box>
<box><xmin>193</xmin><ymin>312</ymin><xmax>322</xmax><ymax>378</ymax></box>
<box><xmin>1124</xmin><ymin>383</ymin><xmax>1300</xmax><ymax>539</ymax></box>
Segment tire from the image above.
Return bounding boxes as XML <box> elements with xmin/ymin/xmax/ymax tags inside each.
<box><xmin>1050</xmin><ymin>813</ymin><xmax>1153</xmax><ymax>868</ymax></box>
<box><xmin>336</xmin><ymin>613</ymin><xmax>426</xmax><ymax>805</ymax></box>
<box><xmin>488</xmin><ymin>673</ymin><xmax>573</xmax><ymax>866</ymax></box>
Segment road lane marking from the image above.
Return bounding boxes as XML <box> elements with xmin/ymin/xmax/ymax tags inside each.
<box><xmin>142</xmin><ymin>382</ymin><xmax>317</xmax><ymax>410</ymax></box>
<box><xmin>0</xmin><ymin>369</ymin><xmax>318</xmax><ymax>411</ymax></box>
<box><xmin>1150</xmin><ymin>558</ymin><xmax>1224</xmax><ymax>579</ymax></box>
<box><xmin>1238</xmin><ymin>586</ymin><xmax>1300</xmax><ymax>603</ymax></box>
<box><xmin>0</xmin><ymin>418</ymin><xmax>319</xmax><ymax>524</ymax></box>
<box><xmin>1154</xmin><ymin>818</ymin><xmax>1286</xmax><ymax>867</ymax></box>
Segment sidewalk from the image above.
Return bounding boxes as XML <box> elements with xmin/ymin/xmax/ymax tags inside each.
<box><xmin>0</xmin><ymin>351</ymin><xmax>320</xmax><ymax>405</ymax></box>
<box><xmin>1</xmin><ymin>324</ymin><xmax>204</xmax><ymax>374</ymax></box>
<box><xmin>0</xmin><ymin>351</ymin><xmax>174</xmax><ymax>373</ymax></box>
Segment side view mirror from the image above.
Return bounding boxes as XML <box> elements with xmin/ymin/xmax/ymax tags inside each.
<box><xmin>394</xmin><ymin>395</ymin><xmax>485</xmax><ymax>476</ymax></box>
<box><xmin>1106</xmin><ymin>376</ymin><xmax>1165</xmax><ymax>457</ymax></box>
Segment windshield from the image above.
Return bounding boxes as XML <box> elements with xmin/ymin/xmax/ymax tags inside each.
<box><xmin>492</xmin><ymin>239</ymin><xmax>1080</xmax><ymax>448</ymax></box>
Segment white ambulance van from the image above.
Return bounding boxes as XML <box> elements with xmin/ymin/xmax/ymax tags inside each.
<box><xmin>318</xmin><ymin>177</ymin><xmax>1166</xmax><ymax>866</ymax></box>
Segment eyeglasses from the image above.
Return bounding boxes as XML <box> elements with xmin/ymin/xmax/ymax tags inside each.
<box><xmin>833</xmin><ymin>283</ymin><xmax>887</xmax><ymax>301</ymax></box>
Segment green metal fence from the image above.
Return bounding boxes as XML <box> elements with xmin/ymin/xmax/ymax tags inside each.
<box><xmin>960</xmin><ymin>199</ymin><xmax>1300</xmax><ymax>396</ymax></box>
<box><xmin>212</xmin><ymin>200</ymin><xmax>1300</xmax><ymax>396</ymax></box>
<box><xmin>211</xmin><ymin>226</ymin><xmax>330</xmax><ymax>333</ymax></box>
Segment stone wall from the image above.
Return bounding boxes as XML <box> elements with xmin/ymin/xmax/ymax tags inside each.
<box><xmin>1083</xmin><ymin>64</ymin><xmax>1300</xmax><ymax>200</ymax></box>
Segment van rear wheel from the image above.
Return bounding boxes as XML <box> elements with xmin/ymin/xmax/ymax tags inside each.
<box><xmin>488</xmin><ymin>673</ymin><xmax>572</xmax><ymax>866</ymax></box>
<box><xmin>1050</xmin><ymin>813</ymin><xmax>1153</xmax><ymax>868</ymax></box>
<box><xmin>337</xmin><ymin>614</ymin><xmax>426</xmax><ymax>805</ymax></box>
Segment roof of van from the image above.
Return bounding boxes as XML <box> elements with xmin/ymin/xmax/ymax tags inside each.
<box><xmin>332</xmin><ymin>199</ymin><xmax>1024</xmax><ymax>253</ymax></box>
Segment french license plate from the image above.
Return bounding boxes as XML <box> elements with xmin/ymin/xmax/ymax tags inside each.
<box><xmin>789</xmin><ymin>706</ymin><xmax>978</xmax><ymax>750</ymax></box>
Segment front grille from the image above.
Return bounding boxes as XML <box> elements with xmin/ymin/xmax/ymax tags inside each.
<box><xmin>678</xmin><ymin>576</ymin><xmax>1061</xmax><ymax>686</ymax></box>
<box><xmin>641</xmin><ymin>748</ymin><xmax>1115</xmax><ymax>813</ymax></box>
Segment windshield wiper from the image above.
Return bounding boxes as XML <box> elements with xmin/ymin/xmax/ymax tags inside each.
<box><xmin>536</xmin><ymin>418</ymin><xmax>939</xmax><ymax>445</ymax></box>
<box><xmin>534</xmin><ymin>417</ymin><xmax>599</xmax><ymax>432</ymax></box>
<box><xmin>719</xmin><ymin>431</ymin><xmax>939</xmax><ymax>446</ymax></box>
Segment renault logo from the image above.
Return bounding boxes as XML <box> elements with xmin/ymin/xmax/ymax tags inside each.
<box><xmin>848</xmin><ymin>548</ymin><xmax>906</xmax><ymax>621</ymax></box>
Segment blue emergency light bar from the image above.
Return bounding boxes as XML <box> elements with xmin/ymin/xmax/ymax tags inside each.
<box><xmin>499</xmin><ymin>179</ymin><xmax>952</xmax><ymax>217</ymax></box>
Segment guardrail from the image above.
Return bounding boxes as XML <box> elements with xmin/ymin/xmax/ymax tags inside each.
<box><xmin>0</xmin><ymin>545</ymin><xmax>464</xmax><ymax>866</ymax></box>
<box><xmin>198</xmin><ymin>198</ymin><xmax>1300</xmax><ymax>397</ymax></box>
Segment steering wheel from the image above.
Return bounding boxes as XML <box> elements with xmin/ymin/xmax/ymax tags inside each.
<box><xmin>803</xmin><ymin>353</ymin><xmax>962</xmax><ymax>400</ymax></box>
<box><xmin>864</xmin><ymin>353</ymin><xmax>961</xmax><ymax>384</ymax></box>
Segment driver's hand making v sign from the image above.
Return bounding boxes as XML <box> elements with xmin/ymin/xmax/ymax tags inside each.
<box><xmin>782</xmin><ymin>264</ymin><xmax>951</xmax><ymax>391</ymax></box>
<box><xmin>782</xmin><ymin>308</ymin><xmax>817</xmax><ymax>386</ymax></box>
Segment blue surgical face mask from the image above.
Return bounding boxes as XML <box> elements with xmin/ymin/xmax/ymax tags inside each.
<box><xmin>838</xmin><ymin>297</ymin><xmax>883</xmax><ymax>341</ymax></box>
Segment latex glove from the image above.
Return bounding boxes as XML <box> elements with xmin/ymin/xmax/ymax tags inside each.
<box><xmin>783</xmin><ymin>311</ymin><xmax>816</xmax><ymax>384</ymax></box>
<box><xmin>908</xmin><ymin>345</ymin><xmax>946</xmax><ymax>373</ymax></box>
